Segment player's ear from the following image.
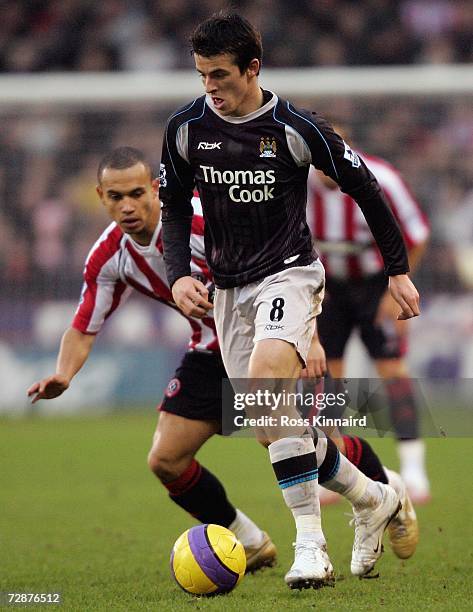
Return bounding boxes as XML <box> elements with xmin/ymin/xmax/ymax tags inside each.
<box><xmin>246</xmin><ymin>58</ymin><xmax>260</xmax><ymax>78</ymax></box>
<box><xmin>96</xmin><ymin>184</ymin><xmax>104</xmax><ymax>201</ymax></box>
<box><xmin>152</xmin><ymin>177</ymin><xmax>159</xmax><ymax>195</ymax></box>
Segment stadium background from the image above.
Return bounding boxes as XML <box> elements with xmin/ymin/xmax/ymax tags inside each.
<box><xmin>1</xmin><ymin>2</ymin><xmax>473</xmax><ymax>610</ymax></box>
<box><xmin>1</xmin><ymin>0</ymin><xmax>472</xmax><ymax>413</ymax></box>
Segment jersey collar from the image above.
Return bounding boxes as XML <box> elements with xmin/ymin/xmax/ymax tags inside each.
<box><xmin>205</xmin><ymin>91</ymin><xmax>277</xmax><ymax>124</ymax></box>
<box><xmin>125</xmin><ymin>218</ymin><xmax>162</xmax><ymax>255</ymax></box>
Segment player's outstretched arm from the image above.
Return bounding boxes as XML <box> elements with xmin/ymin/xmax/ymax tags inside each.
<box><xmin>388</xmin><ymin>274</ymin><xmax>420</xmax><ymax>320</ymax></box>
<box><xmin>172</xmin><ymin>276</ymin><xmax>213</xmax><ymax>319</ymax></box>
<box><xmin>27</xmin><ymin>327</ymin><xmax>96</xmax><ymax>403</ymax></box>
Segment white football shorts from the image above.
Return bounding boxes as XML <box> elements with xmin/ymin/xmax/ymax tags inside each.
<box><xmin>214</xmin><ymin>259</ymin><xmax>325</xmax><ymax>379</ymax></box>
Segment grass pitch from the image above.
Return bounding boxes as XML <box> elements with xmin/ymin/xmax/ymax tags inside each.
<box><xmin>1</xmin><ymin>412</ymin><xmax>472</xmax><ymax>611</ymax></box>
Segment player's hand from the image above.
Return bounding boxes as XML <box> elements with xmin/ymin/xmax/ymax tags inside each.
<box><xmin>388</xmin><ymin>274</ymin><xmax>420</xmax><ymax>320</ymax></box>
<box><xmin>301</xmin><ymin>336</ymin><xmax>327</xmax><ymax>378</ymax></box>
<box><xmin>27</xmin><ymin>375</ymin><xmax>70</xmax><ymax>404</ymax></box>
<box><xmin>172</xmin><ymin>276</ymin><xmax>213</xmax><ymax>319</ymax></box>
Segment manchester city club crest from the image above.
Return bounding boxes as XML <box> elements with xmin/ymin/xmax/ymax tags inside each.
<box><xmin>259</xmin><ymin>136</ymin><xmax>277</xmax><ymax>158</ymax></box>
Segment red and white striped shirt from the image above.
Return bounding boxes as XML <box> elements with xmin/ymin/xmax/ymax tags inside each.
<box><xmin>307</xmin><ymin>153</ymin><xmax>430</xmax><ymax>280</ymax></box>
<box><xmin>72</xmin><ymin>198</ymin><xmax>219</xmax><ymax>352</ymax></box>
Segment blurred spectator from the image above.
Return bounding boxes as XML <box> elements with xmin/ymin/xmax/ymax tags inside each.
<box><xmin>0</xmin><ymin>95</ymin><xmax>471</xmax><ymax>303</ymax></box>
<box><xmin>0</xmin><ymin>0</ymin><xmax>472</xmax><ymax>72</ymax></box>
<box><xmin>0</xmin><ymin>1</ymin><xmax>471</xmax><ymax>344</ymax></box>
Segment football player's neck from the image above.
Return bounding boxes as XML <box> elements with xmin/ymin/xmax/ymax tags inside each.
<box><xmin>233</xmin><ymin>82</ymin><xmax>264</xmax><ymax>117</ymax></box>
<box><xmin>130</xmin><ymin>231</ymin><xmax>151</xmax><ymax>247</ymax></box>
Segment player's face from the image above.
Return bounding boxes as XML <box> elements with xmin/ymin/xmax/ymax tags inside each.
<box><xmin>194</xmin><ymin>53</ymin><xmax>261</xmax><ymax>117</ymax></box>
<box><xmin>97</xmin><ymin>163</ymin><xmax>160</xmax><ymax>245</ymax></box>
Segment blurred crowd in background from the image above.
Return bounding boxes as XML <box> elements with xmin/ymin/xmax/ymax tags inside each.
<box><xmin>1</xmin><ymin>0</ymin><xmax>472</xmax><ymax>71</ymax></box>
<box><xmin>0</xmin><ymin>0</ymin><xmax>472</xmax><ymax>353</ymax></box>
<box><xmin>1</xmin><ymin>95</ymin><xmax>472</xmax><ymax>302</ymax></box>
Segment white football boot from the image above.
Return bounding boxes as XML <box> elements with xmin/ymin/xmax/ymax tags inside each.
<box><xmin>285</xmin><ymin>541</ymin><xmax>334</xmax><ymax>590</ymax></box>
<box><xmin>350</xmin><ymin>483</ymin><xmax>401</xmax><ymax>577</ymax></box>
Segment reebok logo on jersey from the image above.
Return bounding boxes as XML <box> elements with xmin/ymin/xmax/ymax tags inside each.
<box><xmin>343</xmin><ymin>141</ymin><xmax>360</xmax><ymax>168</ymax></box>
<box><xmin>198</xmin><ymin>141</ymin><xmax>222</xmax><ymax>150</ymax></box>
<box><xmin>200</xmin><ymin>165</ymin><xmax>275</xmax><ymax>204</ymax></box>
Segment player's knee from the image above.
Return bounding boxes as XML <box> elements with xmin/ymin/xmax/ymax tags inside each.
<box><xmin>250</xmin><ymin>362</ymin><xmax>280</xmax><ymax>379</ymax></box>
<box><xmin>249</xmin><ymin>343</ymin><xmax>300</xmax><ymax>379</ymax></box>
<box><xmin>248</xmin><ymin>352</ymin><xmax>292</xmax><ymax>379</ymax></box>
<box><xmin>256</xmin><ymin>434</ymin><xmax>271</xmax><ymax>448</ymax></box>
<box><xmin>375</xmin><ymin>358</ymin><xmax>407</xmax><ymax>378</ymax></box>
<box><xmin>147</xmin><ymin>450</ymin><xmax>185</xmax><ymax>482</ymax></box>
<box><xmin>327</xmin><ymin>359</ymin><xmax>344</xmax><ymax>378</ymax></box>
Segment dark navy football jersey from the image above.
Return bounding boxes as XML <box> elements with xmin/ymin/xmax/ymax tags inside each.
<box><xmin>160</xmin><ymin>91</ymin><xmax>408</xmax><ymax>289</ymax></box>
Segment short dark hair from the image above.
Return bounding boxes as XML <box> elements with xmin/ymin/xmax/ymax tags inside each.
<box><xmin>190</xmin><ymin>12</ymin><xmax>263</xmax><ymax>74</ymax></box>
<box><xmin>97</xmin><ymin>146</ymin><xmax>151</xmax><ymax>182</ymax></box>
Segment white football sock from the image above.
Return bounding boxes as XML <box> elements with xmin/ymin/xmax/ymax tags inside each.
<box><xmin>383</xmin><ymin>467</ymin><xmax>404</xmax><ymax>498</ymax></box>
<box><xmin>318</xmin><ymin>436</ymin><xmax>383</xmax><ymax>509</ymax></box>
<box><xmin>269</xmin><ymin>436</ymin><xmax>325</xmax><ymax>546</ymax></box>
<box><xmin>398</xmin><ymin>439</ymin><xmax>427</xmax><ymax>478</ymax></box>
<box><xmin>228</xmin><ymin>509</ymin><xmax>264</xmax><ymax>548</ymax></box>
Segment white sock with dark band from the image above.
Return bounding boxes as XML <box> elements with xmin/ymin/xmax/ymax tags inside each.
<box><xmin>269</xmin><ymin>436</ymin><xmax>325</xmax><ymax>545</ymax></box>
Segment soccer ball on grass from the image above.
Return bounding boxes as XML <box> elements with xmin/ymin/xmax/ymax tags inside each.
<box><xmin>170</xmin><ymin>524</ymin><xmax>246</xmax><ymax>595</ymax></box>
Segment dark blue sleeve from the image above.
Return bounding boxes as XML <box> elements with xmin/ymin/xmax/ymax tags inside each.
<box><xmin>287</xmin><ymin>105</ymin><xmax>409</xmax><ymax>276</ymax></box>
<box><xmin>160</xmin><ymin>114</ymin><xmax>196</xmax><ymax>288</ymax></box>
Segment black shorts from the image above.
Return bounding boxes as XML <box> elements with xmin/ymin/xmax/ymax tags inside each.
<box><xmin>317</xmin><ymin>273</ymin><xmax>405</xmax><ymax>360</ymax></box>
<box><xmin>159</xmin><ymin>350</ymin><xmax>227</xmax><ymax>424</ymax></box>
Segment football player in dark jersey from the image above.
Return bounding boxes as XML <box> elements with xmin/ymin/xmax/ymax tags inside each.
<box><xmin>160</xmin><ymin>12</ymin><xmax>420</xmax><ymax>589</ymax></box>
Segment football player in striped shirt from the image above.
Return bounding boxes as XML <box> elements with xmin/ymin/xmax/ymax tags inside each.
<box><xmin>160</xmin><ymin>12</ymin><xmax>421</xmax><ymax>588</ymax></box>
<box><xmin>307</xmin><ymin>126</ymin><xmax>431</xmax><ymax>504</ymax></box>
<box><xmin>27</xmin><ymin>147</ymin><xmax>276</xmax><ymax>573</ymax></box>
